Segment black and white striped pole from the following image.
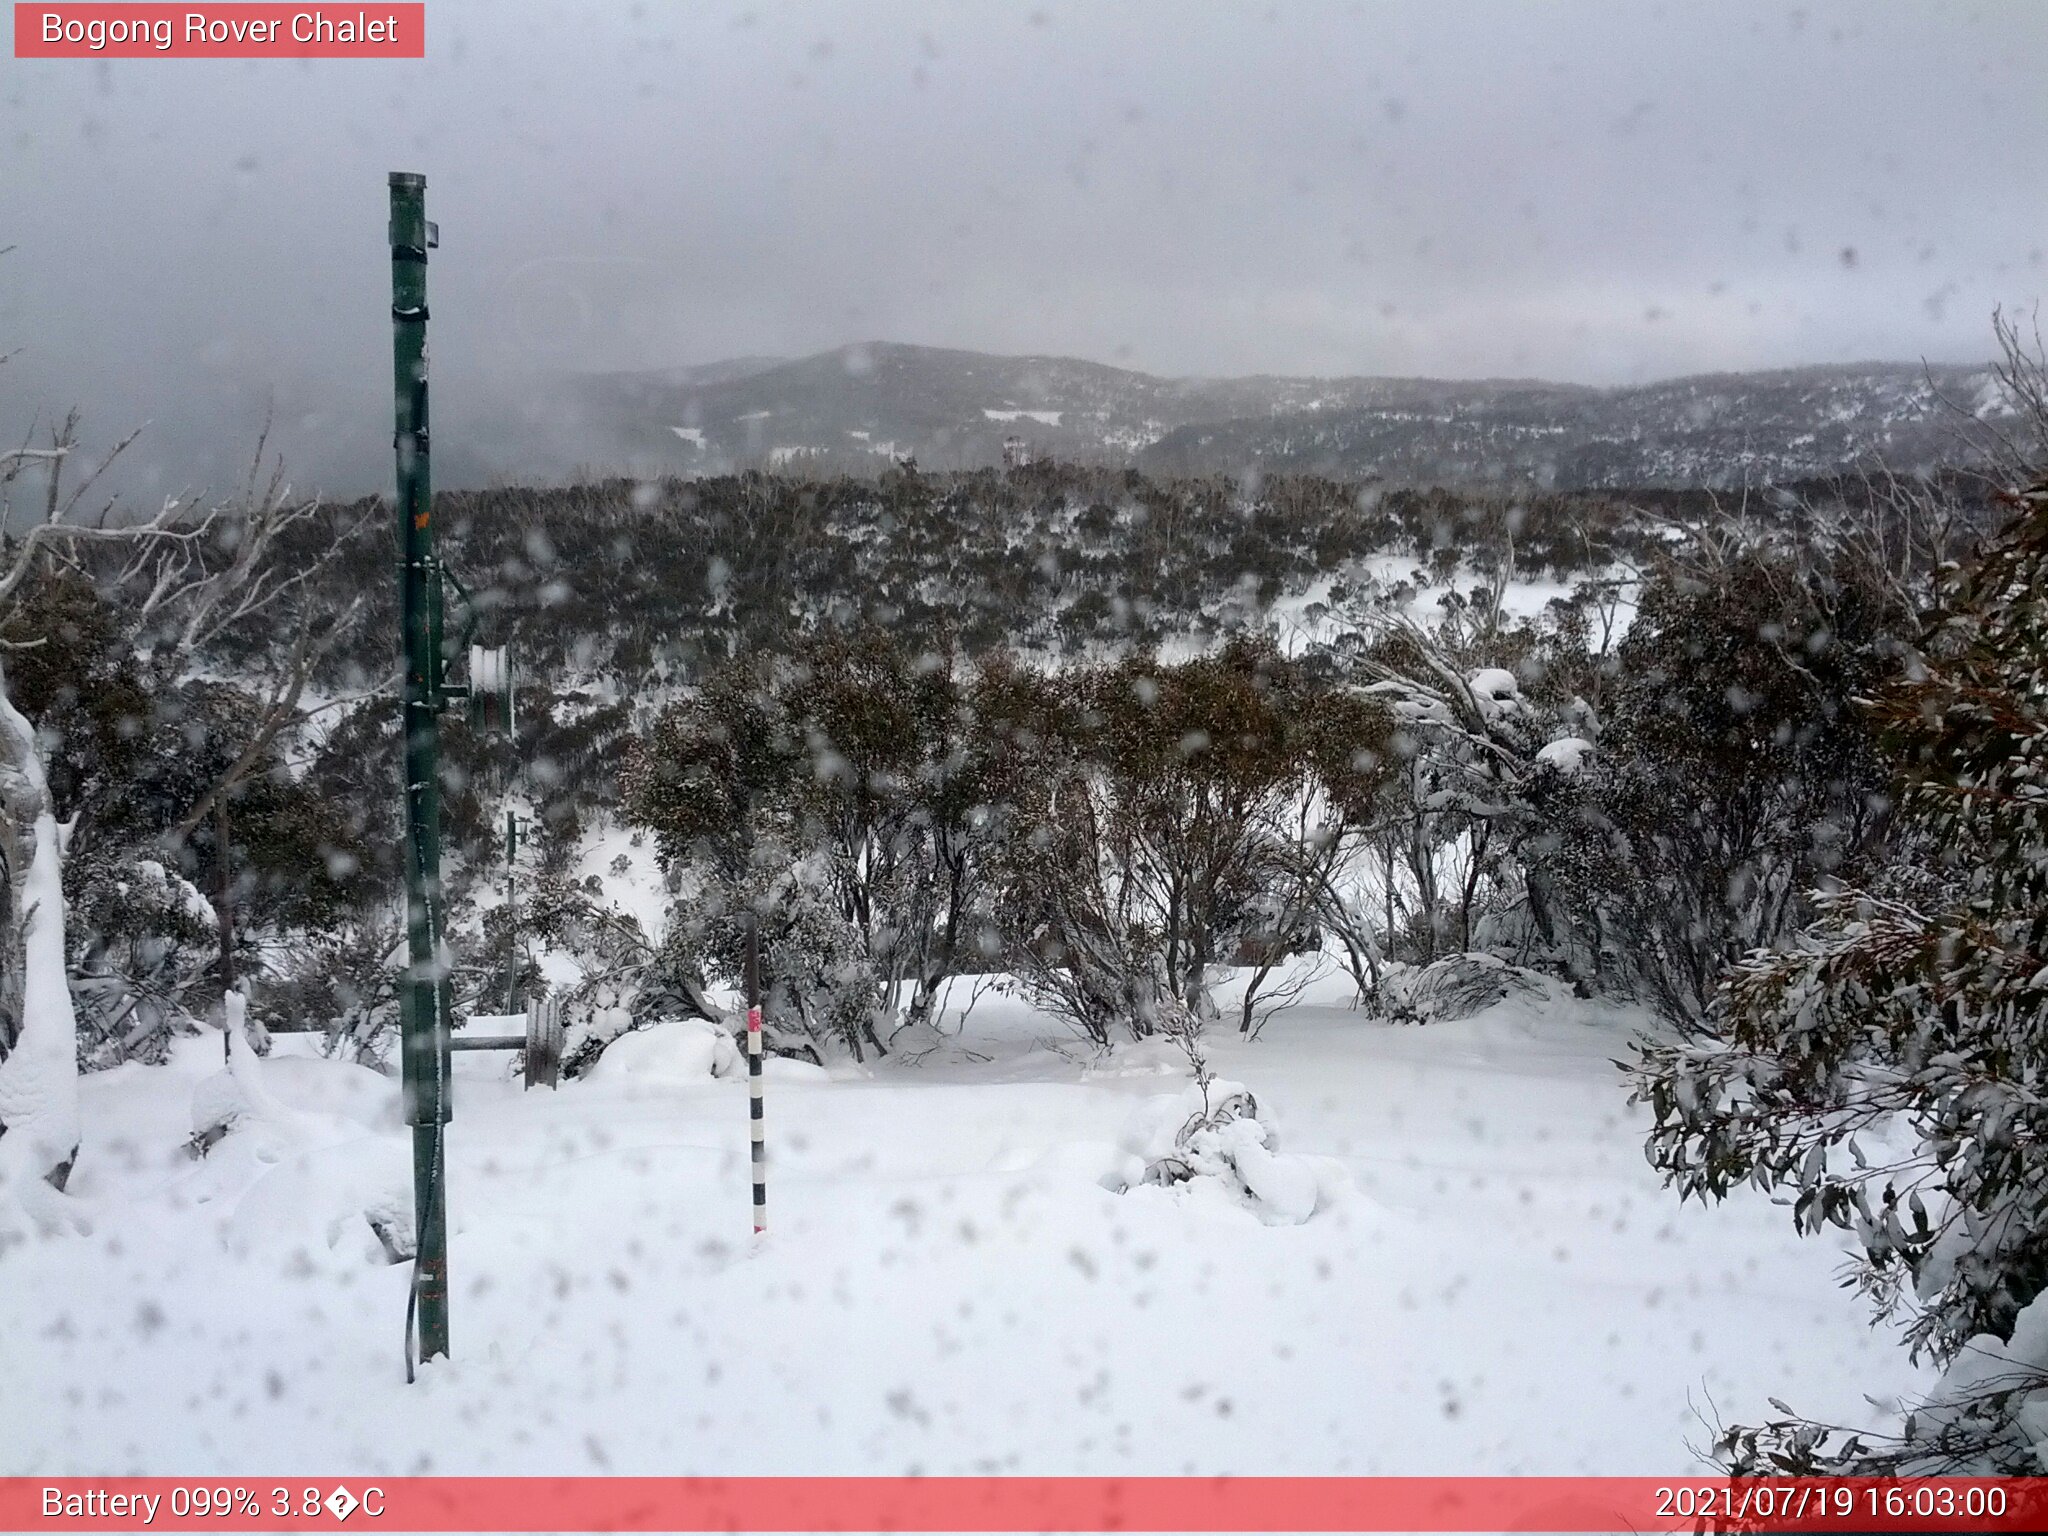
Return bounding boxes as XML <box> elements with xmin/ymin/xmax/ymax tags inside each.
<box><xmin>745</xmin><ymin>914</ymin><xmax>767</xmax><ymax>1234</ymax></box>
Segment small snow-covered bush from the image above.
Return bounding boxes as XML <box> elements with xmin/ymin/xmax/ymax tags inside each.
<box><xmin>1379</xmin><ymin>952</ymin><xmax>1541</xmax><ymax>1024</ymax></box>
<box><xmin>189</xmin><ymin>996</ymin><xmax>395</xmax><ymax>1152</ymax></box>
<box><xmin>579</xmin><ymin>1017</ymin><xmax>743</xmax><ymax>1085</ymax></box>
<box><xmin>1114</xmin><ymin>1080</ymin><xmax>1321</xmax><ymax>1225</ymax></box>
<box><xmin>658</xmin><ymin>841</ymin><xmax>887</xmax><ymax>1063</ymax></box>
<box><xmin>264</xmin><ymin>916</ymin><xmax>405</xmax><ymax>1067</ymax></box>
<box><xmin>65</xmin><ymin>852</ymin><xmax>219</xmax><ymax>1067</ymax></box>
<box><xmin>530</xmin><ymin>873</ymin><xmax>730</xmax><ymax>1077</ymax></box>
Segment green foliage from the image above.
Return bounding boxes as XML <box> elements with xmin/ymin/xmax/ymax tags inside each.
<box><xmin>293</xmin><ymin>466</ymin><xmax>1721</xmax><ymax>686</ymax></box>
<box><xmin>623</xmin><ymin>630</ymin><xmax>1400</xmax><ymax>1052</ymax></box>
<box><xmin>623</xmin><ymin>658</ymin><xmax>797</xmax><ymax>874</ymax></box>
<box><xmin>629</xmin><ymin>630</ymin><xmax>1012</xmax><ymax>1057</ymax></box>
<box><xmin>1527</xmin><ymin>545</ymin><xmax>1905</xmax><ymax>1019</ymax></box>
<box><xmin>0</xmin><ymin>571</ymin><xmax>154</xmax><ymax>832</ymax></box>
<box><xmin>1</xmin><ymin>573</ymin><xmax>388</xmax><ymax>1055</ymax></box>
<box><xmin>1630</xmin><ymin>482</ymin><xmax>2048</xmax><ymax>1473</ymax></box>
<box><xmin>1065</xmin><ymin>638</ymin><xmax>1392</xmax><ymax>1017</ymax></box>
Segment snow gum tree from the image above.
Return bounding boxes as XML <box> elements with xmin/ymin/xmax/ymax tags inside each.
<box><xmin>1351</xmin><ymin>620</ymin><xmax>1569</xmax><ymax>963</ymax></box>
<box><xmin>1526</xmin><ymin>543</ymin><xmax>1905</xmax><ymax>1023</ymax></box>
<box><xmin>0</xmin><ymin>403</ymin><xmax>364</xmax><ymax>1218</ymax></box>
<box><xmin>1080</xmin><ymin>640</ymin><xmax>1313</xmax><ymax>1020</ymax></box>
<box><xmin>997</xmin><ymin>639</ymin><xmax>1393</xmax><ymax>1041</ymax></box>
<box><xmin>627</xmin><ymin>630</ymin><xmax>1017</xmax><ymax>1058</ymax></box>
<box><xmin>1631</xmin><ymin>477</ymin><xmax>2048</xmax><ymax>1473</ymax></box>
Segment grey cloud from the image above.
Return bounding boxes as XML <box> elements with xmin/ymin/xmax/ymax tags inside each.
<box><xmin>4</xmin><ymin>0</ymin><xmax>2044</xmax><ymax>498</ymax></box>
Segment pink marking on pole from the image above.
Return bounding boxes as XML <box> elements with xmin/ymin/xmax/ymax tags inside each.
<box><xmin>747</xmin><ymin>1005</ymin><xmax>762</xmax><ymax>1035</ymax></box>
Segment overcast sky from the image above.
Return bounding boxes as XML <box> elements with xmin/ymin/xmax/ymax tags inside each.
<box><xmin>4</xmin><ymin>0</ymin><xmax>2046</xmax><ymax>497</ymax></box>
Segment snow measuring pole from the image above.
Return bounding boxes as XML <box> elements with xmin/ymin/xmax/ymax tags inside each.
<box><xmin>390</xmin><ymin>170</ymin><xmax>452</xmax><ymax>1367</ymax></box>
<box><xmin>746</xmin><ymin>919</ymin><xmax>766</xmax><ymax>1235</ymax></box>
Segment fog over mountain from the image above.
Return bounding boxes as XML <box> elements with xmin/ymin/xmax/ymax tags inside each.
<box><xmin>552</xmin><ymin>343</ymin><xmax>2015</xmax><ymax>490</ymax></box>
<box><xmin>9</xmin><ymin>337</ymin><xmax>2022</xmax><ymax>503</ymax></box>
<box><xmin>5</xmin><ymin>1</ymin><xmax>2045</xmax><ymax>505</ymax></box>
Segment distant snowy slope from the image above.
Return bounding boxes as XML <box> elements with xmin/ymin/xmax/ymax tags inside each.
<box><xmin>558</xmin><ymin>343</ymin><xmax>2009</xmax><ymax>487</ymax></box>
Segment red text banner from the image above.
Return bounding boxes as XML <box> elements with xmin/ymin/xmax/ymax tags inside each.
<box><xmin>5</xmin><ymin>1476</ymin><xmax>2048</xmax><ymax>1532</ymax></box>
<box><xmin>14</xmin><ymin>5</ymin><xmax>424</xmax><ymax>58</ymax></box>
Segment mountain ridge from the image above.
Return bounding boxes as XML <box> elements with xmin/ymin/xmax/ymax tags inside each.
<box><xmin>545</xmin><ymin>341</ymin><xmax>2011</xmax><ymax>490</ymax></box>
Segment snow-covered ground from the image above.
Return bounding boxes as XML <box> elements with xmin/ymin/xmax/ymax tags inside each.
<box><xmin>1266</xmin><ymin>563</ymin><xmax>1639</xmax><ymax>659</ymax></box>
<box><xmin>2</xmin><ymin>967</ymin><xmax>1920</xmax><ymax>1477</ymax></box>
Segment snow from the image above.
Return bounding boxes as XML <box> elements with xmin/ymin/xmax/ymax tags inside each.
<box><xmin>1536</xmin><ymin>736</ymin><xmax>1595</xmax><ymax>774</ymax></box>
<box><xmin>762</xmin><ymin>1055</ymin><xmax>831</xmax><ymax>1082</ymax></box>
<box><xmin>1380</xmin><ymin>954</ymin><xmax>1541</xmax><ymax>1023</ymax></box>
<box><xmin>585</xmin><ymin>1018</ymin><xmax>744</xmax><ymax>1084</ymax></box>
<box><xmin>469</xmin><ymin>646</ymin><xmax>509</xmax><ymax>696</ymax></box>
<box><xmin>562</xmin><ymin>822</ymin><xmax>672</xmax><ymax>940</ymax></box>
<box><xmin>0</xmin><ymin>807</ymin><xmax>83</xmax><ymax>1223</ymax></box>
<box><xmin>982</xmin><ymin>408</ymin><xmax>1064</xmax><ymax>427</ymax></box>
<box><xmin>1265</xmin><ymin>561</ymin><xmax>1640</xmax><ymax>657</ymax></box>
<box><xmin>1467</xmin><ymin>668</ymin><xmax>1523</xmax><ymax>717</ymax></box>
<box><xmin>0</xmin><ymin>963</ymin><xmax>1922</xmax><ymax>1476</ymax></box>
<box><xmin>1113</xmin><ymin>1081</ymin><xmax>1329</xmax><ymax>1226</ymax></box>
<box><xmin>1972</xmin><ymin>374</ymin><xmax>2014</xmax><ymax>417</ymax></box>
<box><xmin>1492</xmin><ymin>574</ymin><xmax>1583</xmax><ymax>621</ymax></box>
<box><xmin>129</xmin><ymin>858</ymin><xmax>219</xmax><ymax>931</ymax></box>
<box><xmin>836</xmin><ymin>432</ymin><xmax>906</xmax><ymax>460</ymax></box>
<box><xmin>1203</xmin><ymin>1115</ymin><xmax>1322</xmax><ymax>1224</ymax></box>
<box><xmin>192</xmin><ymin>1041</ymin><xmax>398</xmax><ymax>1143</ymax></box>
<box><xmin>1918</xmin><ymin>1289</ymin><xmax>2048</xmax><ymax>1468</ymax></box>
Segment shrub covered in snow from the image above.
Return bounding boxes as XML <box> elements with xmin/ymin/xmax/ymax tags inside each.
<box><xmin>1111</xmin><ymin>1079</ymin><xmax>1322</xmax><ymax>1225</ymax></box>
<box><xmin>1521</xmin><ymin>539</ymin><xmax>1906</xmax><ymax>1023</ymax></box>
<box><xmin>524</xmin><ymin>872</ymin><xmax>729</xmax><ymax>1077</ymax></box>
<box><xmin>578</xmin><ymin>1017</ymin><xmax>744</xmax><ymax>1084</ymax></box>
<box><xmin>66</xmin><ymin>856</ymin><xmax>219</xmax><ymax>1067</ymax></box>
<box><xmin>627</xmin><ymin>633</ymin><xmax>1018</xmax><ymax>1059</ymax></box>
<box><xmin>1379</xmin><ymin>952</ymin><xmax>1543</xmax><ymax>1024</ymax></box>
<box><xmin>995</xmin><ymin>639</ymin><xmax>1393</xmax><ymax>1043</ymax></box>
<box><xmin>0</xmin><ymin>670</ymin><xmax>84</xmax><ymax>1213</ymax></box>
<box><xmin>1338</xmin><ymin>620</ymin><xmax>1598</xmax><ymax>970</ymax></box>
<box><xmin>1534</xmin><ymin>735</ymin><xmax>1593</xmax><ymax>774</ymax></box>
<box><xmin>658</xmin><ymin>839</ymin><xmax>888</xmax><ymax>1063</ymax></box>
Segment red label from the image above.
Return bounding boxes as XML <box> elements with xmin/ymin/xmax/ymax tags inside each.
<box><xmin>4</xmin><ymin>1477</ymin><xmax>2048</xmax><ymax>1532</ymax></box>
<box><xmin>14</xmin><ymin>4</ymin><xmax>425</xmax><ymax>57</ymax></box>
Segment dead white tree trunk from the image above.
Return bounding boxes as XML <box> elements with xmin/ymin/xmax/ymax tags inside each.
<box><xmin>0</xmin><ymin>659</ymin><xmax>82</xmax><ymax>1204</ymax></box>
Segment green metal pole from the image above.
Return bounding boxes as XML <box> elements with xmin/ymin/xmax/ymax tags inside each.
<box><xmin>216</xmin><ymin>800</ymin><xmax>233</xmax><ymax>1064</ymax></box>
<box><xmin>504</xmin><ymin>809</ymin><xmax>519</xmax><ymax>1014</ymax></box>
<box><xmin>390</xmin><ymin>170</ymin><xmax>451</xmax><ymax>1365</ymax></box>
